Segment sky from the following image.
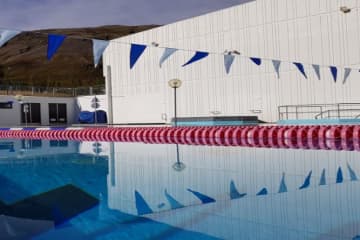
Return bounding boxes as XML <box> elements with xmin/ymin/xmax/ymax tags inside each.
<box><xmin>0</xmin><ymin>0</ymin><xmax>252</xmax><ymax>30</ymax></box>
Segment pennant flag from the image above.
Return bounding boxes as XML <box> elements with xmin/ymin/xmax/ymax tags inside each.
<box><xmin>272</xmin><ymin>60</ymin><xmax>281</xmax><ymax>78</ymax></box>
<box><xmin>230</xmin><ymin>180</ymin><xmax>246</xmax><ymax>199</ymax></box>
<box><xmin>0</xmin><ymin>29</ymin><xmax>21</xmax><ymax>48</ymax></box>
<box><xmin>293</xmin><ymin>62</ymin><xmax>307</xmax><ymax>79</ymax></box>
<box><xmin>336</xmin><ymin>167</ymin><xmax>343</xmax><ymax>183</ymax></box>
<box><xmin>312</xmin><ymin>64</ymin><xmax>321</xmax><ymax>80</ymax></box>
<box><xmin>159</xmin><ymin>48</ymin><xmax>177</xmax><ymax>67</ymax></box>
<box><xmin>187</xmin><ymin>188</ymin><xmax>215</xmax><ymax>204</ymax></box>
<box><xmin>130</xmin><ymin>43</ymin><xmax>147</xmax><ymax>69</ymax></box>
<box><xmin>343</xmin><ymin>68</ymin><xmax>351</xmax><ymax>84</ymax></box>
<box><xmin>182</xmin><ymin>51</ymin><xmax>209</xmax><ymax>67</ymax></box>
<box><xmin>47</xmin><ymin>34</ymin><xmax>66</xmax><ymax>60</ymax></box>
<box><xmin>347</xmin><ymin>163</ymin><xmax>358</xmax><ymax>181</ymax></box>
<box><xmin>319</xmin><ymin>169</ymin><xmax>326</xmax><ymax>185</ymax></box>
<box><xmin>278</xmin><ymin>172</ymin><xmax>287</xmax><ymax>193</ymax></box>
<box><xmin>299</xmin><ymin>170</ymin><xmax>312</xmax><ymax>189</ymax></box>
<box><xmin>256</xmin><ymin>188</ymin><xmax>268</xmax><ymax>196</ymax></box>
<box><xmin>164</xmin><ymin>189</ymin><xmax>184</xmax><ymax>209</ymax></box>
<box><xmin>135</xmin><ymin>190</ymin><xmax>153</xmax><ymax>215</ymax></box>
<box><xmin>92</xmin><ymin>39</ymin><xmax>109</xmax><ymax>67</ymax></box>
<box><xmin>330</xmin><ymin>66</ymin><xmax>337</xmax><ymax>82</ymax></box>
<box><xmin>250</xmin><ymin>57</ymin><xmax>261</xmax><ymax>66</ymax></box>
<box><xmin>224</xmin><ymin>54</ymin><xmax>235</xmax><ymax>74</ymax></box>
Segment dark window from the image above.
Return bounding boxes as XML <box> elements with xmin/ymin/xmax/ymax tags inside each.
<box><xmin>0</xmin><ymin>102</ymin><xmax>13</xmax><ymax>109</ymax></box>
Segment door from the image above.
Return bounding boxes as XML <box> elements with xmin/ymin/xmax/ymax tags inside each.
<box><xmin>49</xmin><ymin>103</ymin><xmax>67</xmax><ymax>124</ymax></box>
<box><xmin>21</xmin><ymin>103</ymin><xmax>41</xmax><ymax>124</ymax></box>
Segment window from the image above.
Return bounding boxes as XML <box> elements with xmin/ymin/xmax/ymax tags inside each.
<box><xmin>0</xmin><ymin>102</ymin><xmax>13</xmax><ymax>109</ymax></box>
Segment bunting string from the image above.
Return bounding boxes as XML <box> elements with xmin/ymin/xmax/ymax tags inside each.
<box><xmin>0</xmin><ymin>27</ymin><xmax>359</xmax><ymax>82</ymax></box>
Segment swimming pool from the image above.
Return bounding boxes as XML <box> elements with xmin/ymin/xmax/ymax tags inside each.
<box><xmin>0</xmin><ymin>138</ymin><xmax>359</xmax><ymax>239</ymax></box>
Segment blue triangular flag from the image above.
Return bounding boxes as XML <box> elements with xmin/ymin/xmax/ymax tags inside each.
<box><xmin>130</xmin><ymin>43</ymin><xmax>147</xmax><ymax>69</ymax></box>
<box><xmin>92</xmin><ymin>39</ymin><xmax>109</xmax><ymax>67</ymax></box>
<box><xmin>182</xmin><ymin>51</ymin><xmax>209</xmax><ymax>67</ymax></box>
<box><xmin>299</xmin><ymin>170</ymin><xmax>312</xmax><ymax>189</ymax></box>
<box><xmin>230</xmin><ymin>180</ymin><xmax>246</xmax><ymax>199</ymax></box>
<box><xmin>312</xmin><ymin>64</ymin><xmax>320</xmax><ymax>80</ymax></box>
<box><xmin>336</xmin><ymin>167</ymin><xmax>343</xmax><ymax>183</ymax></box>
<box><xmin>293</xmin><ymin>62</ymin><xmax>307</xmax><ymax>79</ymax></box>
<box><xmin>224</xmin><ymin>54</ymin><xmax>235</xmax><ymax>74</ymax></box>
<box><xmin>278</xmin><ymin>172</ymin><xmax>287</xmax><ymax>193</ymax></box>
<box><xmin>135</xmin><ymin>190</ymin><xmax>153</xmax><ymax>215</ymax></box>
<box><xmin>164</xmin><ymin>189</ymin><xmax>184</xmax><ymax>209</ymax></box>
<box><xmin>343</xmin><ymin>68</ymin><xmax>351</xmax><ymax>84</ymax></box>
<box><xmin>272</xmin><ymin>60</ymin><xmax>281</xmax><ymax>78</ymax></box>
<box><xmin>347</xmin><ymin>163</ymin><xmax>358</xmax><ymax>181</ymax></box>
<box><xmin>330</xmin><ymin>66</ymin><xmax>337</xmax><ymax>82</ymax></box>
<box><xmin>0</xmin><ymin>29</ymin><xmax>21</xmax><ymax>48</ymax></box>
<box><xmin>187</xmin><ymin>188</ymin><xmax>215</xmax><ymax>204</ymax></box>
<box><xmin>319</xmin><ymin>169</ymin><xmax>326</xmax><ymax>185</ymax></box>
<box><xmin>47</xmin><ymin>34</ymin><xmax>66</xmax><ymax>60</ymax></box>
<box><xmin>256</xmin><ymin>188</ymin><xmax>268</xmax><ymax>196</ymax></box>
<box><xmin>159</xmin><ymin>48</ymin><xmax>177</xmax><ymax>67</ymax></box>
<box><xmin>250</xmin><ymin>57</ymin><xmax>261</xmax><ymax>66</ymax></box>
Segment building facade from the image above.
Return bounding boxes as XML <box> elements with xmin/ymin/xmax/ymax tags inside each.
<box><xmin>103</xmin><ymin>0</ymin><xmax>360</xmax><ymax>124</ymax></box>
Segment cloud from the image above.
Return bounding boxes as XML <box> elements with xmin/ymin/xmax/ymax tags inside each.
<box><xmin>0</xmin><ymin>0</ymin><xmax>252</xmax><ymax>30</ymax></box>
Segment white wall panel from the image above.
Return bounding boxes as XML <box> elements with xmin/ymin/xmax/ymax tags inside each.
<box><xmin>103</xmin><ymin>0</ymin><xmax>360</xmax><ymax>124</ymax></box>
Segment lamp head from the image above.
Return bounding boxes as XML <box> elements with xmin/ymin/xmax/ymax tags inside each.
<box><xmin>168</xmin><ymin>79</ymin><xmax>182</xmax><ymax>88</ymax></box>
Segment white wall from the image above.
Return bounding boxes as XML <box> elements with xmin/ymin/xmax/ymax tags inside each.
<box><xmin>0</xmin><ymin>96</ymin><xmax>76</xmax><ymax>126</ymax></box>
<box><xmin>104</xmin><ymin>0</ymin><xmax>360</xmax><ymax>123</ymax></box>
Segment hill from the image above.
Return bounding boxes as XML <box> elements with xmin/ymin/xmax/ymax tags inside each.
<box><xmin>0</xmin><ymin>25</ymin><xmax>158</xmax><ymax>88</ymax></box>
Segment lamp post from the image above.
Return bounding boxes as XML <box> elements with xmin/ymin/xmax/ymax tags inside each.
<box><xmin>172</xmin><ymin>144</ymin><xmax>185</xmax><ymax>172</ymax></box>
<box><xmin>91</xmin><ymin>96</ymin><xmax>100</xmax><ymax>125</ymax></box>
<box><xmin>168</xmin><ymin>79</ymin><xmax>182</xmax><ymax>127</ymax></box>
<box><xmin>15</xmin><ymin>95</ymin><xmax>28</xmax><ymax>127</ymax></box>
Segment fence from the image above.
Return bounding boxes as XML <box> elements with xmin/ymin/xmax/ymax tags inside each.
<box><xmin>0</xmin><ymin>85</ymin><xmax>105</xmax><ymax>97</ymax></box>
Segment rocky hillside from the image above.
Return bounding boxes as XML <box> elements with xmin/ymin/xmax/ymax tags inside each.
<box><xmin>0</xmin><ymin>25</ymin><xmax>158</xmax><ymax>87</ymax></box>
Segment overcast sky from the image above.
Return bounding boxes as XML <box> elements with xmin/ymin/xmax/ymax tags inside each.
<box><xmin>0</xmin><ymin>0</ymin><xmax>249</xmax><ymax>30</ymax></box>
<box><xmin>0</xmin><ymin>0</ymin><xmax>252</xmax><ymax>30</ymax></box>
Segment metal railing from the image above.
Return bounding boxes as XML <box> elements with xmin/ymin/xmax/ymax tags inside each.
<box><xmin>278</xmin><ymin>103</ymin><xmax>360</xmax><ymax>120</ymax></box>
<box><xmin>0</xmin><ymin>84</ymin><xmax>105</xmax><ymax>97</ymax></box>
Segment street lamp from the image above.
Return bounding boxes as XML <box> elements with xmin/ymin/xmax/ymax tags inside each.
<box><xmin>168</xmin><ymin>79</ymin><xmax>182</xmax><ymax>127</ymax></box>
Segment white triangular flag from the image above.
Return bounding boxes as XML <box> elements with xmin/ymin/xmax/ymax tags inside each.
<box><xmin>272</xmin><ymin>60</ymin><xmax>281</xmax><ymax>78</ymax></box>
<box><xmin>224</xmin><ymin>54</ymin><xmax>235</xmax><ymax>74</ymax></box>
<box><xmin>312</xmin><ymin>64</ymin><xmax>320</xmax><ymax>80</ymax></box>
<box><xmin>159</xmin><ymin>48</ymin><xmax>177</xmax><ymax>67</ymax></box>
<box><xmin>92</xmin><ymin>39</ymin><xmax>109</xmax><ymax>67</ymax></box>
<box><xmin>343</xmin><ymin>68</ymin><xmax>351</xmax><ymax>84</ymax></box>
<box><xmin>0</xmin><ymin>29</ymin><xmax>21</xmax><ymax>48</ymax></box>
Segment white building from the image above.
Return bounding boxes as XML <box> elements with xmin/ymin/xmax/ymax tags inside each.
<box><xmin>0</xmin><ymin>95</ymin><xmax>107</xmax><ymax>127</ymax></box>
<box><xmin>103</xmin><ymin>0</ymin><xmax>360</xmax><ymax>124</ymax></box>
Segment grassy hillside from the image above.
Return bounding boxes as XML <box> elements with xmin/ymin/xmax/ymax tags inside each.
<box><xmin>0</xmin><ymin>25</ymin><xmax>158</xmax><ymax>87</ymax></box>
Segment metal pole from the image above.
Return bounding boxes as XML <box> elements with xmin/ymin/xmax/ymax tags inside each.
<box><xmin>94</xmin><ymin>95</ymin><xmax>97</xmax><ymax>125</ymax></box>
<box><xmin>174</xmin><ymin>88</ymin><xmax>177</xmax><ymax>127</ymax></box>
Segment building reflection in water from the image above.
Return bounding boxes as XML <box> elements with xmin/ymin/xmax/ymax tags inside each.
<box><xmin>107</xmin><ymin>142</ymin><xmax>360</xmax><ymax>239</ymax></box>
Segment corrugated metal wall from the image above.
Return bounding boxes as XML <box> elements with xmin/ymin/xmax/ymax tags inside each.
<box><xmin>103</xmin><ymin>0</ymin><xmax>360</xmax><ymax>123</ymax></box>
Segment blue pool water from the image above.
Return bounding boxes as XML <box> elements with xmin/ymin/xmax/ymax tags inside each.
<box><xmin>0</xmin><ymin>139</ymin><xmax>360</xmax><ymax>239</ymax></box>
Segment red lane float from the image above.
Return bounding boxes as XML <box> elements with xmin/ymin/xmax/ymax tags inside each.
<box><xmin>0</xmin><ymin>125</ymin><xmax>359</xmax><ymax>151</ymax></box>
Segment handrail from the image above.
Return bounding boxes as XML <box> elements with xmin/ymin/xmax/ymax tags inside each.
<box><xmin>278</xmin><ymin>103</ymin><xmax>360</xmax><ymax>120</ymax></box>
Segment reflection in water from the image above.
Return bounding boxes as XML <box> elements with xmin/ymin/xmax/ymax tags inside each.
<box><xmin>108</xmin><ymin>142</ymin><xmax>360</xmax><ymax>239</ymax></box>
<box><xmin>0</xmin><ymin>138</ymin><xmax>359</xmax><ymax>239</ymax></box>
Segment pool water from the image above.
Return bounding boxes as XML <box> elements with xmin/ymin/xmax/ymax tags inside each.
<box><xmin>0</xmin><ymin>139</ymin><xmax>359</xmax><ymax>239</ymax></box>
